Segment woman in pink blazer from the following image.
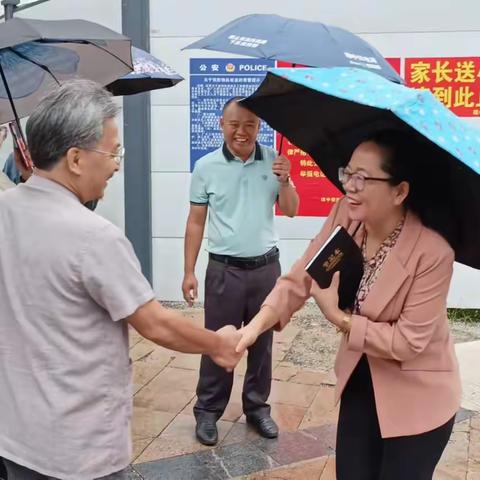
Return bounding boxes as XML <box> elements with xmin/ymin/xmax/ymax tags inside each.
<box><xmin>237</xmin><ymin>130</ymin><xmax>461</xmax><ymax>479</ymax></box>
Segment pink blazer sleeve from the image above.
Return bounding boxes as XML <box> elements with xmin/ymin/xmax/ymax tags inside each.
<box><xmin>263</xmin><ymin>199</ymin><xmax>347</xmax><ymax>331</ymax></box>
<box><xmin>348</xmin><ymin>239</ymin><xmax>454</xmax><ymax>361</ymax></box>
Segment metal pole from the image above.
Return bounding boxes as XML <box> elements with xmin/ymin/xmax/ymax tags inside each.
<box><xmin>122</xmin><ymin>0</ymin><xmax>152</xmax><ymax>284</ymax></box>
<box><xmin>1</xmin><ymin>0</ymin><xmax>20</xmax><ymax>20</ymax></box>
<box><xmin>0</xmin><ymin>0</ymin><xmax>50</xmax><ymax>21</ymax></box>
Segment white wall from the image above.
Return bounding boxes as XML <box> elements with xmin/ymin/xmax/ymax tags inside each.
<box><xmin>150</xmin><ymin>0</ymin><xmax>480</xmax><ymax>306</ymax></box>
<box><xmin>4</xmin><ymin>0</ymin><xmax>477</xmax><ymax>306</ymax></box>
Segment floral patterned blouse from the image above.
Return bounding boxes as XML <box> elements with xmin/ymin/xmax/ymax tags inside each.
<box><xmin>353</xmin><ymin>218</ymin><xmax>405</xmax><ymax>314</ymax></box>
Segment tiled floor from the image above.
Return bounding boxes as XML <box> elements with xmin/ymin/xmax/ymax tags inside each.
<box><xmin>128</xmin><ymin>309</ymin><xmax>480</xmax><ymax>479</ymax></box>
<box><xmin>238</xmin><ymin>457</ymin><xmax>335</xmax><ymax>480</ymax></box>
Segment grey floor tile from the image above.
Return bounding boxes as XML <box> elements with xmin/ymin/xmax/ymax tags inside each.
<box><xmin>194</xmin><ymin>441</ymin><xmax>278</xmax><ymax>478</ymax></box>
<box><xmin>133</xmin><ymin>454</ymin><xmax>223</xmax><ymax>480</ymax></box>
<box><xmin>456</xmin><ymin>408</ymin><xmax>477</xmax><ymax>423</ymax></box>
<box><xmin>252</xmin><ymin>424</ymin><xmax>335</xmax><ymax>466</ymax></box>
<box><xmin>125</xmin><ymin>466</ymin><xmax>145</xmax><ymax>479</ymax></box>
<box><xmin>132</xmin><ymin>424</ymin><xmax>336</xmax><ymax>479</ymax></box>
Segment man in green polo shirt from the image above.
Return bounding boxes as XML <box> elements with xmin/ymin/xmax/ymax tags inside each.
<box><xmin>182</xmin><ymin>97</ymin><xmax>299</xmax><ymax>446</ymax></box>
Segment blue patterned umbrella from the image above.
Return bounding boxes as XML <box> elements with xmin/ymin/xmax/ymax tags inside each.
<box><xmin>106</xmin><ymin>46</ymin><xmax>183</xmax><ymax>96</ymax></box>
<box><xmin>242</xmin><ymin>66</ymin><xmax>480</xmax><ymax>268</ymax></box>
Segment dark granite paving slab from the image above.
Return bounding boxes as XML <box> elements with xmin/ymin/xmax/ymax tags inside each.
<box><xmin>194</xmin><ymin>441</ymin><xmax>278</xmax><ymax>478</ymax></box>
<box><xmin>252</xmin><ymin>423</ymin><xmax>335</xmax><ymax>466</ymax></box>
<box><xmin>132</xmin><ymin>424</ymin><xmax>336</xmax><ymax>479</ymax></box>
<box><xmin>125</xmin><ymin>466</ymin><xmax>145</xmax><ymax>479</ymax></box>
<box><xmin>455</xmin><ymin>407</ymin><xmax>477</xmax><ymax>423</ymax></box>
<box><xmin>133</xmin><ymin>454</ymin><xmax>224</xmax><ymax>480</ymax></box>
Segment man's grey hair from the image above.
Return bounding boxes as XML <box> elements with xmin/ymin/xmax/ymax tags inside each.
<box><xmin>26</xmin><ymin>79</ymin><xmax>120</xmax><ymax>170</ymax></box>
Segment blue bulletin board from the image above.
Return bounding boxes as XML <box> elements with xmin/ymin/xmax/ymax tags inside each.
<box><xmin>190</xmin><ymin>58</ymin><xmax>275</xmax><ymax>171</ymax></box>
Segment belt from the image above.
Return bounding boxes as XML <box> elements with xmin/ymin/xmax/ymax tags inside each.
<box><xmin>209</xmin><ymin>247</ymin><xmax>279</xmax><ymax>270</ymax></box>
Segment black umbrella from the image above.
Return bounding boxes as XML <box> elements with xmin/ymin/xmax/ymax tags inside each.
<box><xmin>106</xmin><ymin>46</ymin><xmax>183</xmax><ymax>96</ymax></box>
<box><xmin>0</xmin><ymin>17</ymin><xmax>132</xmax><ymax>126</ymax></box>
<box><xmin>242</xmin><ymin>67</ymin><xmax>480</xmax><ymax>269</ymax></box>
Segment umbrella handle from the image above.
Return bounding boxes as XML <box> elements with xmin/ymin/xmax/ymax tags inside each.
<box><xmin>277</xmin><ymin>63</ymin><xmax>295</xmax><ymax>157</ymax></box>
<box><xmin>0</xmin><ymin>62</ymin><xmax>33</xmax><ymax>171</ymax></box>
<box><xmin>273</xmin><ymin>135</ymin><xmax>286</xmax><ymax>177</ymax></box>
<box><xmin>8</xmin><ymin>121</ymin><xmax>32</xmax><ymax>171</ymax></box>
<box><xmin>278</xmin><ymin>134</ymin><xmax>285</xmax><ymax>155</ymax></box>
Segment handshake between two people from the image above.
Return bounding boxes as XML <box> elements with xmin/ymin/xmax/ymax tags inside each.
<box><xmin>209</xmin><ymin>323</ymin><xmax>263</xmax><ymax>372</ymax></box>
<box><xmin>210</xmin><ymin>273</ymin><xmax>347</xmax><ymax>371</ymax></box>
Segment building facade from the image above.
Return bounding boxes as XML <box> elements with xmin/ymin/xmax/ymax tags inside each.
<box><xmin>6</xmin><ymin>0</ymin><xmax>480</xmax><ymax>306</ymax></box>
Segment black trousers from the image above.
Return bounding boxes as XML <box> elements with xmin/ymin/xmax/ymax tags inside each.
<box><xmin>336</xmin><ymin>355</ymin><xmax>455</xmax><ymax>480</ymax></box>
<box><xmin>194</xmin><ymin>258</ymin><xmax>281</xmax><ymax>421</ymax></box>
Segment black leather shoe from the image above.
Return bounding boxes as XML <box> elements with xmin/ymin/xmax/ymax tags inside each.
<box><xmin>195</xmin><ymin>419</ymin><xmax>218</xmax><ymax>446</ymax></box>
<box><xmin>246</xmin><ymin>415</ymin><xmax>279</xmax><ymax>438</ymax></box>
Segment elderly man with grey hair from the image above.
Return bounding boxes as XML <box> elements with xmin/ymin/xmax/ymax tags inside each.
<box><xmin>0</xmin><ymin>79</ymin><xmax>242</xmax><ymax>480</ymax></box>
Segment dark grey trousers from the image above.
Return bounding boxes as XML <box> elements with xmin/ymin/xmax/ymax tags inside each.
<box><xmin>194</xmin><ymin>258</ymin><xmax>281</xmax><ymax>421</ymax></box>
<box><xmin>1</xmin><ymin>459</ymin><xmax>129</xmax><ymax>480</ymax></box>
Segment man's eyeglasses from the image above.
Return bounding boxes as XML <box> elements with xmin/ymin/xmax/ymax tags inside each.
<box><xmin>338</xmin><ymin>167</ymin><xmax>392</xmax><ymax>192</ymax></box>
<box><xmin>84</xmin><ymin>146</ymin><xmax>124</xmax><ymax>165</ymax></box>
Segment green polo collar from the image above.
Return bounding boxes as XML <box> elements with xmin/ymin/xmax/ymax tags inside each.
<box><xmin>222</xmin><ymin>142</ymin><xmax>264</xmax><ymax>162</ymax></box>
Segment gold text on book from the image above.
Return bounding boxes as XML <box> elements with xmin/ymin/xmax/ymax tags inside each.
<box><xmin>323</xmin><ymin>249</ymin><xmax>344</xmax><ymax>272</ymax></box>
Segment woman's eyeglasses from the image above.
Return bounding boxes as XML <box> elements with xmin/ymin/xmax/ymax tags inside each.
<box><xmin>338</xmin><ymin>167</ymin><xmax>392</xmax><ymax>192</ymax></box>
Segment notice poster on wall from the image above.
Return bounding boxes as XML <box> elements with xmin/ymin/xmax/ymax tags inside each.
<box><xmin>273</xmin><ymin>61</ymin><xmax>343</xmax><ymax>216</ymax></box>
<box><xmin>405</xmin><ymin>57</ymin><xmax>480</xmax><ymax>117</ymax></box>
<box><xmin>275</xmin><ymin>135</ymin><xmax>343</xmax><ymax>216</ymax></box>
<box><xmin>190</xmin><ymin>58</ymin><xmax>275</xmax><ymax>170</ymax></box>
<box><xmin>190</xmin><ymin>57</ymin><xmax>401</xmax><ymax>217</ymax></box>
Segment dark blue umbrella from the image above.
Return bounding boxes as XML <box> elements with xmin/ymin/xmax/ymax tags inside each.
<box><xmin>242</xmin><ymin>67</ymin><xmax>480</xmax><ymax>268</ymax></box>
<box><xmin>106</xmin><ymin>46</ymin><xmax>183</xmax><ymax>96</ymax></box>
<box><xmin>184</xmin><ymin>14</ymin><xmax>402</xmax><ymax>84</ymax></box>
